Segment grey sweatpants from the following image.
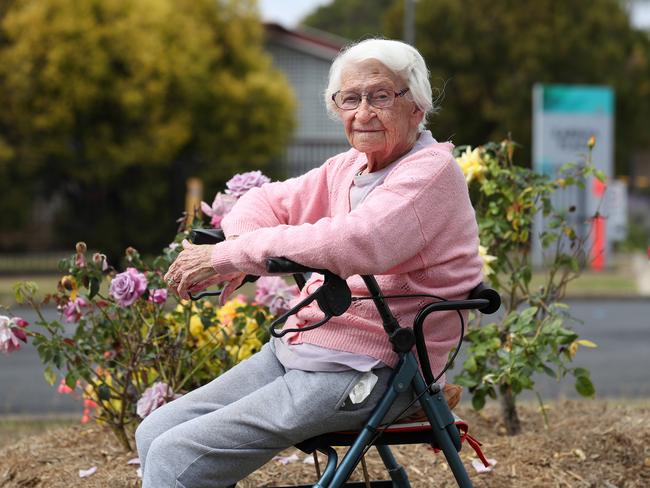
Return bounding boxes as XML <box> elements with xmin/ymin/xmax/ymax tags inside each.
<box><xmin>135</xmin><ymin>341</ymin><xmax>415</xmax><ymax>488</ymax></box>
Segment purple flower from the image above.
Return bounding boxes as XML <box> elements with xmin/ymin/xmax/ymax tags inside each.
<box><xmin>137</xmin><ymin>382</ymin><xmax>181</xmax><ymax>419</ymax></box>
<box><xmin>0</xmin><ymin>315</ymin><xmax>28</xmax><ymax>354</ymax></box>
<box><xmin>61</xmin><ymin>297</ymin><xmax>91</xmax><ymax>323</ymax></box>
<box><xmin>200</xmin><ymin>192</ymin><xmax>237</xmax><ymax>229</ymax></box>
<box><xmin>109</xmin><ymin>267</ymin><xmax>148</xmax><ymax>307</ymax></box>
<box><xmin>148</xmin><ymin>288</ymin><xmax>168</xmax><ymax>304</ymax></box>
<box><xmin>254</xmin><ymin>276</ymin><xmax>299</xmax><ymax>316</ymax></box>
<box><xmin>225</xmin><ymin>170</ymin><xmax>271</xmax><ymax>198</ymax></box>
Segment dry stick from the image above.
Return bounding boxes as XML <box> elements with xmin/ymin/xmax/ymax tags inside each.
<box><xmin>565</xmin><ymin>469</ymin><xmax>590</xmax><ymax>486</ymax></box>
<box><xmin>312</xmin><ymin>452</ymin><xmax>321</xmax><ymax>480</ymax></box>
<box><xmin>535</xmin><ymin>391</ymin><xmax>550</xmax><ymax>430</ymax></box>
<box><xmin>360</xmin><ymin>455</ymin><xmax>371</xmax><ymax>488</ymax></box>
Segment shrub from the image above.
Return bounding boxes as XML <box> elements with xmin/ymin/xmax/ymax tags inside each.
<box><xmin>8</xmin><ymin>171</ymin><xmax>294</xmax><ymax>451</ymax></box>
<box><xmin>453</xmin><ymin>138</ymin><xmax>602</xmax><ymax>434</ymax></box>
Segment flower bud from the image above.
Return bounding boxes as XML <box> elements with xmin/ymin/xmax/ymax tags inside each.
<box><xmin>126</xmin><ymin>247</ymin><xmax>137</xmax><ymax>257</ymax></box>
<box><xmin>76</xmin><ymin>242</ymin><xmax>87</xmax><ymax>254</ymax></box>
<box><xmin>587</xmin><ymin>136</ymin><xmax>596</xmax><ymax>150</ymax></box>
<box><xmin>14</xmin><ymin>318</ymin><xmax>29</xmax><ymax>328</ymax></box>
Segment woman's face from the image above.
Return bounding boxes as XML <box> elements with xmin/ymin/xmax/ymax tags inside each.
<box><xmin>338</xmin><ymin>59</ymin><xmax>423</xmax><ymax>170</ymax></box>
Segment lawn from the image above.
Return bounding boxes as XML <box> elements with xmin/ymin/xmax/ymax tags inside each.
<box><xmin>531</xmin><ymin>268</ymin><xmax>638</xmax><ymax>297</ymax></box>
<box><xmin>0</xmin><ymin>274</ymin><xmax>59</xmax><ymax>308</ymax></box>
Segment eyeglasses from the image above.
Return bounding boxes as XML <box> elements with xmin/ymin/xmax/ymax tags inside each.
<box><xmin>331</xmin><ymin>87</ymin><xmax>410</xmax><ymax>110</ymax></box>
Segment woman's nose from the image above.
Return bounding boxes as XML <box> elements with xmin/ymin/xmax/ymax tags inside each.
<box><xmin>354</xmin><ymin>99</ymin><xmax>375</xmax><ymax>122</ymax></box>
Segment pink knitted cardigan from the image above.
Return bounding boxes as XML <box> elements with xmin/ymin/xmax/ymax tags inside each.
<box><xmin>212</xmin><ymin>142</ymin><xmax>483</xmax><ymax>374</ymax></box>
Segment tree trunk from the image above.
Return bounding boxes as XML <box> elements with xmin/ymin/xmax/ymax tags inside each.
<box><xmin>500</xmin><ymin>385</ymin><xmax>521</xmax><ymax>435</ymax></box>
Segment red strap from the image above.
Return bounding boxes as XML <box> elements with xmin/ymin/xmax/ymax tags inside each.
<box><xmin>428</xmin><ymin>421</ymin><xmax>491</xmax><ymax>468</ymax></box>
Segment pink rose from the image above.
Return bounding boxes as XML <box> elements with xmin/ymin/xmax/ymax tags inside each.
<box><xmin>137</xmin><ymin>382</ymin><xmax>181</xmax><ymax>419</ymax></box>
<box><xmin>200</xmin><ymin>192</ymin><xmax>237</xmax><ymax>229</ymax></box>
<box><xmin>109</xmin><ymin>267</ymin><xmax>148</xmax><ymax>307</ymax></box>
<box><xmin>225</xmin><ymin>171</ymin><xmax>271</xmax><ymax>198</ymax></box>
<box><xmin>0</xmin><ymin>315</ymin><xmax>28</xmax><ymax>353</ymax></box>
<box><xmin>254</xmin><ymin>276</ymin><xmax>299</xmax><ymax>316</ymax></box>
<box><xmin>148</xmin><ymin>288</ymin><xmax>168</xmax><ymax>304</ymax></box>
<box><xmin>61</xmin><ymin>297</ymin><xmax>90</xmax><ymax>323</ymax></box>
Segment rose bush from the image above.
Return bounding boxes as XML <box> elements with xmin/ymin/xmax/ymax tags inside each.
<box><xmin>10</xmin><ymin>171</ymin><xmax>297</xmax><ymax>451</ymax></box>
<box><xmin>453</xmin><ymin>138</ymin><xmax>603</xmax><ymax>434</ymax></box>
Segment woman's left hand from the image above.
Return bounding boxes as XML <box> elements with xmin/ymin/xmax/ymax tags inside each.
<box><xmin>164</xmin><ymin>240</ymin><xmax>244</xmax><ymax>302</ymax></box>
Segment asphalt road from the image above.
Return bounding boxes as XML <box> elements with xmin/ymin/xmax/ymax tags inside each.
<box><xmin>1</xmin><ymin>299</ymin><xmax>649</xmax><ymax>415</ymax></box>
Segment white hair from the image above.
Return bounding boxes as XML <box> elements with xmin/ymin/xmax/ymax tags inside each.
<box><xmin>325</xmin><ymin>39</ymin><xmax>435</xmax><ymax>129</ymax></box>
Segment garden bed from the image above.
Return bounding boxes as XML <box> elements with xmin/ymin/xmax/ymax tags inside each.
<box><xmin>1</xmin><ymin>400</ymin><xmax>649</xmax><ymax>487</ymax></box>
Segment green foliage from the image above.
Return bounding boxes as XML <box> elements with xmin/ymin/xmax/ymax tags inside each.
<box><xmin>7</xmin><ymin>172</ymin><xmax>284</xmax><ymax>451</ymax></box>
<box><xmin>619</xmin><ymin>214</ymin><xmax>650</xmax><ymax>252</ymax></box>
<box><xmin>396</xmin><ymin>0</ymin><xmax>650</xmax><ymax>173</ymax></box>
<box><xmin>302</xmin><ymin>0</ymin><xmax>395</xmax><ymax>40</ymax></box>
<box><xmin>13</xmin><ymin>239</ymin><xmax>271</xmax><ymax>451</ymax></box>
<box><xmin>452</xmin><ymin>140</ymin><xmax>598</xmax><ymax>429</ymax></box>
<box><xmin>0</xmin><ymin>0</ymin><xmax>294</xmax><ymax>255</ymax></box>
<box><xmin>305</xmin><ymin>0</ymin><xmax>650</xmax><ymax>175</ymax></box>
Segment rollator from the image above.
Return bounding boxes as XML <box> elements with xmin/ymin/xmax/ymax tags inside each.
<box><xmin>190</xmin><ymin>228</ymin><xmax>501</xmax><ymax>488</ymax></box>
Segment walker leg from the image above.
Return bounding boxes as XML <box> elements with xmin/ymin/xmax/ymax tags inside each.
<box><xmin>376</xmin><ymin>445</ymin><xmax>411</xmax><ymax>487</ymax></box>
<box><xmin>411</xmin><ymin>369</ymin><xmax>473</xmax><ymax>487</ymax></box>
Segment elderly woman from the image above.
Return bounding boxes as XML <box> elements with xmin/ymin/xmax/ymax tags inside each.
<box><xmin>136</xmin><ymin>39</ymin><xmax>482</xmax><ymax>487</ymax></box>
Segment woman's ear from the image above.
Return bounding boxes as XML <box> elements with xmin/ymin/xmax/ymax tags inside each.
<box><xmin>411</xmin><ymin>105</ymin><xmax>424</xmax><ymax>126</ymax></box>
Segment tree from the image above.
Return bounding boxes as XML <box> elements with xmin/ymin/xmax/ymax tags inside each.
<box><xmin>304</xmin><ymin>0</ymin><xmax>650</xmax><ymax>175</ymax></box>
<box><xmin>301</xmin><ymin>0</ymin><xmax>395</xmax><ymax>41</ymax></box>
<box><xmin>0</xmin><ymin>0</ymin><xmax>294</xmax><ymax>256</ymax></box>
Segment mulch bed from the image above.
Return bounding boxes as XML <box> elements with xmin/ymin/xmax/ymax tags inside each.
<box><xmin>2</xmin><ymin>400</ymin><xmax>649</xmax><ymax>487</ymax></box>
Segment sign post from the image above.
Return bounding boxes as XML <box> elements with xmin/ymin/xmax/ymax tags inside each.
<box><xmin>532</xmin><ymin>84</ymin><xmax>615</xmax><ymax>269</ymax></box>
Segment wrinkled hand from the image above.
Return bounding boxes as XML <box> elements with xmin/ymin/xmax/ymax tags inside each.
<box><xmin>164</xmin><ymin>240</ymin><xmax>246</xmax><ymax>303</ymax></box>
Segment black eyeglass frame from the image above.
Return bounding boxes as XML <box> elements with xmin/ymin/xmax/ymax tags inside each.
<box><xmin>331</xmin><ymin>87</ymin><xmax>410</xmax><ymax>110</ymax></box>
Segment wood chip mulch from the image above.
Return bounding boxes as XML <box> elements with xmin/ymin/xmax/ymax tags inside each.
<box><xmin>2</xmin><ymin>400</ymin><xmax>649</xmax><ymax>487</ymax></box>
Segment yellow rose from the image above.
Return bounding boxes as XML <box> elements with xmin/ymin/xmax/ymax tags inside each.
<box><xmin>244</xmin><ymin>317</ymin><xmax>258</xmax><ymax>334</ymax></box>
<box><xmin>478</xmin><ymin>244</ymin><xmax>497</xmax><ymax>277</ymax></box>
<box><xmin>455</xmin><ymin>147</ymin><xmax>487</xmax><ymax>183</ymax></box>
<box><xmin>204</xmin><ymin>325</ymin><xmax>226</xmax><ymax>346</ymax></box>
<box><xmin>217</xmin><ymin>297</ymin><xmax>247</xmax><ymax>325</ymax></box>
<box><xmin>189</xmin><ymin>315</ymin><xmax>204</xmax><ymax>338</ymax></box>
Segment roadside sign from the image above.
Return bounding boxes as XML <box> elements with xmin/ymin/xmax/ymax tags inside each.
<box><xmin>532</xmin><ymin>84</ymin><xmax>615</xmax><ymax>269</ymax></box>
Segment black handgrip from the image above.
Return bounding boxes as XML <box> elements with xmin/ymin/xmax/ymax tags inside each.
<box><xmin>467</xmin><ymin>282</ymin><xmax>500</xmax><ymax>314</ymax></box>
<box><xmin>190</xmin><ymin>228</ymin><xmax>226</xmax><ymax>245</ymax></box>
<box><xmin>266</xmin><ymin>257</ymin><xmax>325</xmax><ymax>275</ymax></box>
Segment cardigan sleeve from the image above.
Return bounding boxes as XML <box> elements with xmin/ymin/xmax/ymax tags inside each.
<box><xmin>212</xmin><ymin>149</ymin><xmax>473</xmax><ymax>279</ymax></box>
<box><xmin>220</xmin><ymin>160</ymin><xmax>334</xmax><ymax>238</ymax></box>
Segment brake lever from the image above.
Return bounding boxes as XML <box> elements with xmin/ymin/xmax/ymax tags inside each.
<box><xmin>268</xmin><ymin>273</ymin><xmax>351</xmax><ymax>337</ymax></box>
<box><xmin>268</xmin><ymin>290</ymin><xmax>321</xmax><ymax>332</ymax></box>
<box><xmin>189</xmin><ymin>290</ymin><xmax>222</xmax><ymax>301</ymax></box>
<box><xmin>271</xmin><ymin>312</ymin><xmax>333</xmax><ymax>338</ymax></box>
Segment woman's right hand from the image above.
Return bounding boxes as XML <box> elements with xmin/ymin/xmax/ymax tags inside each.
<box><xmin>188</xmin><ymin>272</ymin><xmax>247</xmax><ymax>305</ymax></box>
